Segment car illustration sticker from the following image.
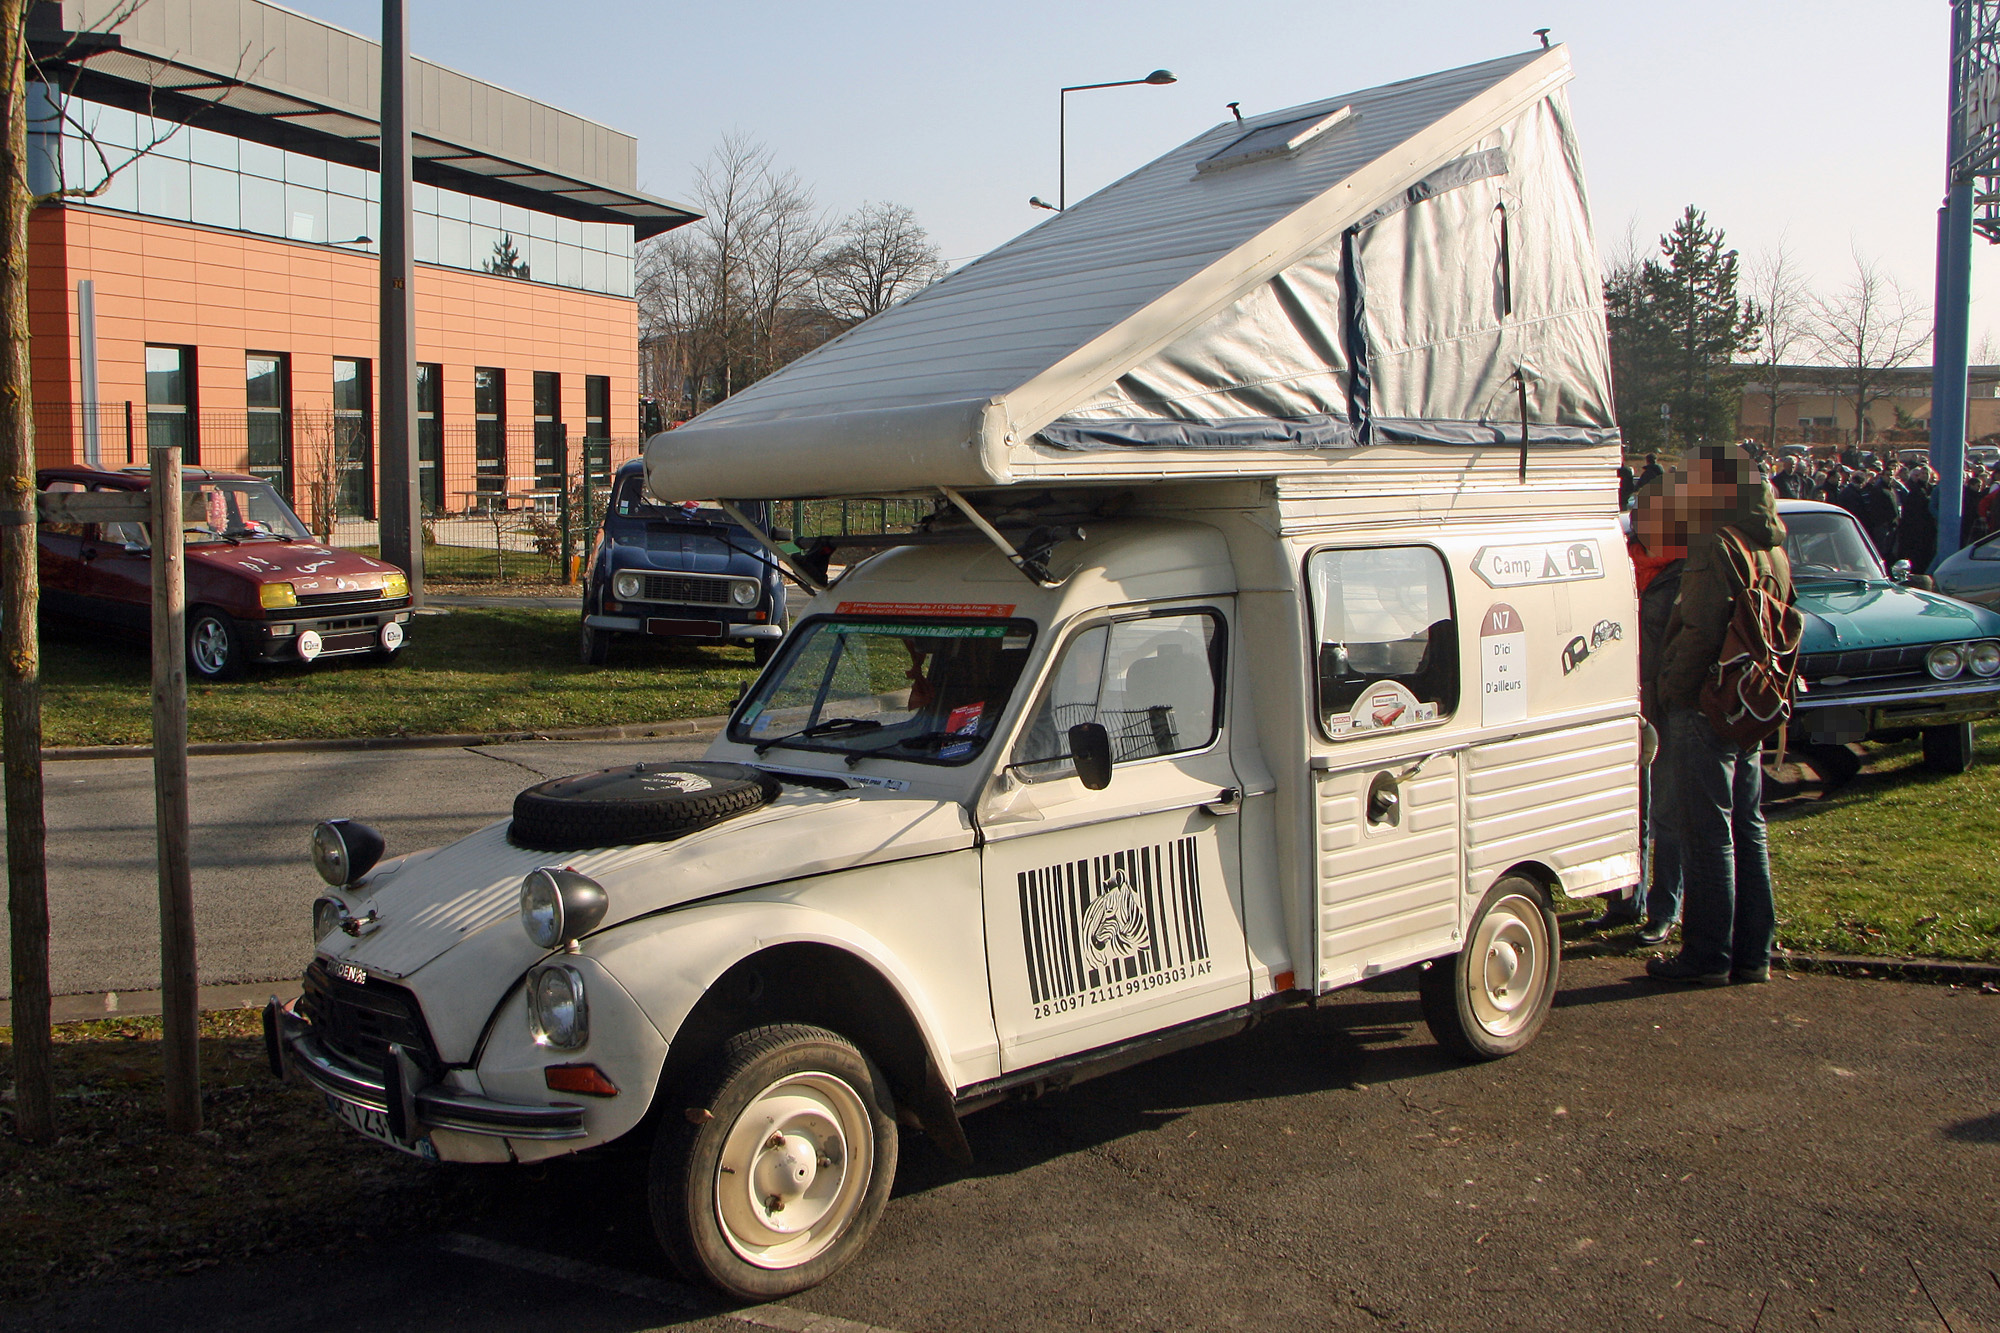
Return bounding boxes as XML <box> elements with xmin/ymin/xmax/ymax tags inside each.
<box><xmin>1018</xmin><ymin>838</ymin><xmax>1213</xmax><ymax>1021</ymax></box>
<box><xmin>1480</xmin><ymin>602</ymin><xmax>1529</xmax><ymax>725</ymax></box>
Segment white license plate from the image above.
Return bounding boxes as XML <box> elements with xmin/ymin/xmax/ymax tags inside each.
<box><xmin>326</xmin><ymin>1093</ymin><xmax>438</xmax><ymax>1161</ymax></box>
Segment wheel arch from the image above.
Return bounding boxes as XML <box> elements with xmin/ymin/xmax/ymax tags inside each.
<box><xmin>1475</xmin><ymin>860</ymin><xmax>1560</xmax><ymax>905</ymax></box>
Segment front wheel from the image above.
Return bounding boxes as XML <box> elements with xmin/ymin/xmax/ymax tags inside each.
<box><xmin>1921</xmin><ymin>722</ymin><xmax>1976</xmax><ymax>774</ymax></box>
<box><xmin>187</xmin><ymin>609</ymin><xmax>245</xmax><ymax>681</ymax></box>
<box><xmin>1420</xmin><ymin>874</ymin><xmax>1559</xmax><ymax>1061</ymax></box>
<box><xmin>649</xmin><ymin>1024</ymin><xmax>897</xmax><ymax>1301</ymax></box>
<box><xmin>580</xmin><ymin>618</ymin><xmax>610</xmax><ymax>666</ymax></box>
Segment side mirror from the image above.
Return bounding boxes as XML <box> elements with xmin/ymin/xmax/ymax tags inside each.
<box><xmin>1067</xmin><ymin>722</ymin><xmax>1113</xmax><ymax>791</ymax></box>
<box><xmin>771</xmin><ymin>525</ymin><xmax>794</xmax><ymax>543</ymax></box>
<box><xmin>1890</xmin><ymin>559</ymin><xmax>1913</xmax><ymax>584</ymax></box>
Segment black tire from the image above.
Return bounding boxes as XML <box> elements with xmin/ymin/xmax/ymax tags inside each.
<box><xmin>580</xmin><ymin>619</ymin><xmax>611</xmax><ymax>666</ymax></box>
<box><xmin>1420</xmin><ymin>874</ymin><xmax>1560</xmax><ymax>1062</ymax></box>
<box><xmin>509</xmin><ymin>761</ymin><xmax>778</xmax><ymax>851</ymax></box>
<box><xmin>649</xmin><ymin>1024</ymin><xmax>897</xmax><ymax>1301</ymax></box>
<box><xmin>752</xmin><ymin>636</ymin><xmax>780</xmax><ymax>667</ymax></box>
<box><xmin>1921</xmin><ymin>722</ymin><xmax>1976</xmax><ymax>774</ymax></box>
<box><xmin>1801</xmin><ymin>740</ymin><xmax>1864</xmax><ymax>789</ymax></box>
<box><xmin>187</xmin><ymin>608</ymin><xmax>245</xmax><ymax>681</ymax></box>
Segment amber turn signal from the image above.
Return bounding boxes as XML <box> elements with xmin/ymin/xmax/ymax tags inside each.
<box><xmin>543</xmin><ymin>1063</ymin><xmax>619</xmax><ymax>1097</ymax></box>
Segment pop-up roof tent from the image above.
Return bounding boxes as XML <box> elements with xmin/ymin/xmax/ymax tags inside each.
<box><xmin>649</xmin><ymin>45</ymin><xmax>1615</xmax><ymax>502</ymax></box>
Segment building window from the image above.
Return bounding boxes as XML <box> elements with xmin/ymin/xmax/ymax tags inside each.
<box><xmin>333</xmin><ymin>358</ymin><xmax>373</xmax><ymax>520</ymax></box>
<box><xmin>583</xmin><ymin>374</ymin><xmax>611</xmax><ymax>489</ymax></box>
<box><xmin>474</xmin><ymin>367</ymin><xmax>505</xmax><ymax>503</ymax></box>
<box><xmin>533</xmin><ymin>371</ymin><xmax>562</xmax><ymax>494</ymax></box>
<box><xmin>417</xmin><ymin>364</ymin><xmax>442</xmax><ymax>514</ymax></box>
<box><xmin>145</xmin><ymin>345</ymin><xmax>196</xmax><ymax>461</ymax></box>
<box><xmin>246</xmin><ymin>352</ymin><xmax>291</xmax><ymax>500</ymax></box>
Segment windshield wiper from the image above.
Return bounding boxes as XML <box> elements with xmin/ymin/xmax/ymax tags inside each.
<box><xmin>226</xmin><ymin>527</ymin><xmax>295</xmax><ymax>542</ymax></box>
<box><xmin>753</xmin><ymin>716</ymin><xmax>882</xmax><ymax>755</ymax></box>
<box><xmin>844</xmin><ymin>730</ymin><xmax>986</xmax><ymax>767</ymax></box>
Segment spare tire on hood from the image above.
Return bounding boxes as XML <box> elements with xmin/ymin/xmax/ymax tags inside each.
<box><xmin>509</xmin><ymin>761</ymin><xmax>780</xmax><ymax>852</ymax></box>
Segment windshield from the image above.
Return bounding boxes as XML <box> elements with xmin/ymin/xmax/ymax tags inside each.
<box><xmin>108</xmin><ymin>478</ymin><xmax>310</xmax><ymax>547</ymax></box>
<box><xmin>1784</xmin><ymin>509</ymin><xmax>1884</xmax><ymax>580</ymax></box>
<box><xmin>731</xmin><ymin>617</ymin><xmax>1038</xmax><ymax>766</ymax></box>
<box><xmin>609</xmin><ymin>476</ymin><xmax>734</xmax><ymax>525</ymax></box>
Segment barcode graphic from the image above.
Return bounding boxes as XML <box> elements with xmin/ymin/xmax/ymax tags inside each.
<box><xmin>1017</xmin><ymin>837</ymin><xmax>1210</xmax><ymax>1009</ymax></box>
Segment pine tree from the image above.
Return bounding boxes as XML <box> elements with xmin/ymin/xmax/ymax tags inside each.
<box><xmin>1607</xmin><ymin>207</ymin><xmax>1762</xmax><ymax>449</ymax></box>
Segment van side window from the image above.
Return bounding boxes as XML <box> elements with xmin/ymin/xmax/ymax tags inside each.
<box><xmin>38</xmin><ymin>481</ymin><xmax>85</xmax><ymax>537</ymax></box>
<box><xmin>1308</xmin><ymin>547</ymin><xmax>1457</xmax><ymax>735</ymax></box>
<box><xmin>1017</xmin><ymin>611</ymin><xmax>1223</xmax><ymax>774</ymax></box>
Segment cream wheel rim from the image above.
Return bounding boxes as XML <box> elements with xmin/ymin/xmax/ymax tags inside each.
<box><xmin>714</xmin><ymin>1070</ymin><xmax>872</xmax><ymax>1269</ymax></box>
<box><xmin>1468</xmin><ymin>893</ymin><xmax>1549</xmax><ymax>1038</ymax></box>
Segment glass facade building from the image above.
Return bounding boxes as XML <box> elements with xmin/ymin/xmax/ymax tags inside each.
<box><xmin>46</xmin><ymin>95</ymin><xmax>636</xmax><ymax>299</ymax></box>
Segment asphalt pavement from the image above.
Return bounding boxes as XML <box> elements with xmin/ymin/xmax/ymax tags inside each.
<box><xmin>0</xmin><ymin>733</ymin><xmax>711</xmax><ymax>1000</ymax></box>
<box><xmin>3</xmin><ymin>955</ymin><xmax>1994</xmax><ymax>1332</ymax></box>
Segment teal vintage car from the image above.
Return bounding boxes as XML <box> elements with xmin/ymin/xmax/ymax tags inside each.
<box><xmin>1781</xmin><ymin>499</ymin><xmax>2000</xmax><ymax>774</ymax></box>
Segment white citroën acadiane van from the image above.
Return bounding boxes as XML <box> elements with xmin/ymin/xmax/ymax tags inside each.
<box><xmin>269</xmin><ymin>45</ymin><xmax>1642</xmax><ymax>1300</ymax></box>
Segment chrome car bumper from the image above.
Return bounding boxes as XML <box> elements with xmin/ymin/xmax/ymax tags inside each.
<box><xmin>263</xmin><ymin>997</ymin><xmax>585</xmax><ymax>1143</ymax></box>
<box><xmin>1793</xmin><ymin>676</ymin><xmax>2000</xmax><ymax>739</ymax></box>
<box><xmin>585</xmin><ymin>613</ymin><xmax>782</xmax><ymax>639</ymax></box>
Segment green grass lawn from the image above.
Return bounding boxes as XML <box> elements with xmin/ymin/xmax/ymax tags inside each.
<box><xmin>40</xmin><ymin>607</ymin><xmax>758</xmax><ymax>747</ymax></box>
<box><xmin>1764</xmin><ymin>721</ymin><xmax>2000</xmax><ymax>962</ymax></box>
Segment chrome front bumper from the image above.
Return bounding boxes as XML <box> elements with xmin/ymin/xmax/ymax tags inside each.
<box><xmin>263</xmin><ymin>997</ymin><xmax>586</xmax><ymax>1143</ymax></box>
<box><xmin>585</xmin><ymin>613</ymin><xmax>781</xmax><ymax>639</ymax></box>
<box><xmin>1793</xmin><ymin>676</ymin><xmax>2000</xmax><ymax>740</ymax></box>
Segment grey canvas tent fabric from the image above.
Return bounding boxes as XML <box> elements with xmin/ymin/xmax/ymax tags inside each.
<box><xmin>650</xmin><ymin>46</ymin><xmax>1615</xmax><ymax>500</ymax></box>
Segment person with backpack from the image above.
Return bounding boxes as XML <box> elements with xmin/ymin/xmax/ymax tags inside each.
<box><xmin>1648</xmin><ymin>442</ymin><xmax>1800</xmax><ymax>986</ymax></box>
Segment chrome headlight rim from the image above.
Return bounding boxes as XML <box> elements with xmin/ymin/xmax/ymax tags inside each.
<box><xmin>729</xmin><ymin>578</ymin><xmax>760</xmax><ymax>607</ymax></box>
<box><xmin>1968</xmin><ymin>640</ymin><xmax>2000</xmax><ymax>678</ymax></box>
<box><xmin>527</xmin><ymin>963</ymin><xmax>589</xmax><ymax>1049</ymax></box>
<box><xmin>612</xmin><ymin>571</ymin><xmax>643</xmax><ymax>601</ymax></box>
<box><xmin>311</xmin><ymin>818</ymin><xmax>384</xmax><ymax>887</ymax></box>
<box><xmin>312</xmin><ymin>894</ymin><xmax>346</xmax><ymax>943</ymax></box>
<box><xmin>1927</xmin><ymin>643</ymin><xmax>1967</xmax><ymax>681</ymax></box>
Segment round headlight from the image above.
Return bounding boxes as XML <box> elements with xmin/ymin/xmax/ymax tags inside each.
<box><xmin>730</xmin><ymin>579</ymin><xmax>759</xmax><ymax>607</ymax></box>
<box><xmin>613</xmin><ymin>571</ymin><xmax>643</xmax><ymax>600</ymax></box>
<box><xmin>529</xmin><ymin>964</ymin><xmax>588</xmax><ymax>1048</ymax></box>
<box><xmin>1969</xmin><ymin>641</ymin><xmax>2000</xmax><ymax>678</ymax></box>
<box><xmin>311</xmin><ymin>819</ymin><xmax>384</xmax><ymax>887</ymax></box>
<box><xmin>312</xmin><ymin>895</ymin><xmax>345</xmax><ymax>942</ymax></box>
<box><xmin>1927</xmin><ymin>644</ymin><xmax>1966</xmax><ymax>680</ymax></box>
<box><xmin>520</xmin><ymin>867</ymin><xmax>609</xmax><ymax>950</ymax></box>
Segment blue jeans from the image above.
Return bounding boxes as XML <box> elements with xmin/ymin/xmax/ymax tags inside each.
<box><xmin>1668</xmin><ymin>708</ymin><xmax>1775</xmax><ymax>974</ymax></box>
<box><xmin>1643</xmin><ymin>742</ymin><xmax>1684</xmax><ymax>926</ymax></box>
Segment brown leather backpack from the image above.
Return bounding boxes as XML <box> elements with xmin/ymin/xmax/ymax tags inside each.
<box><xmin>1698</xmin><ymin>526</ymin><xmax>1803</xmax><ymax>745</ymax></box>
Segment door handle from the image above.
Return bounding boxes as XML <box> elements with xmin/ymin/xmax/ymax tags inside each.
<box><xmin>80</xmin><ymin>547</ymin><xmax>97</xmax><ymax>563</ymax></box>
<box><xmin>1201</xmin><ymin>786</ymin><xmax>1242</xmax><ymax>817</ymax></box>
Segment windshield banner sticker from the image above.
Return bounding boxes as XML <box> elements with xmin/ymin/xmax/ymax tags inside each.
<box><xmin>1480</xmin><ymin>602</ymin><xmax>1529</xmax><ymax>725</ymax></box>
<box><xmin>836</xmin><ymin>601</ymin><xmax>1017</xmax><ymax>617</ymax></box>
<box><xmin>822</xmin><ymin>622</ymin><xmax>1008</xmax><ymax>638</ymax></box>
<box><xmin>1471</xmin><ymin>541</ymin><xmax>1604</xmax><ymax>588</ymax></box>
<box><xmin>1019</xmin><ymin>839</ymin><xmax>1212</xmax><ymax>1021</ymax></box>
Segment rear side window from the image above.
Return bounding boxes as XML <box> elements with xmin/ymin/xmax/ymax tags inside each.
<box><xmin>1308</xmin><ymin>547</ymin><xmax>1457</xmax><ymax>738</ymax></box>
<box><xmin>1016</xmin><ymin>611</ymin><xmax>1224</xmax><ymax>774</ymax></box>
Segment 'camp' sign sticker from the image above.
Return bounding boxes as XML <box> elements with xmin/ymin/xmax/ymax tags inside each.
<box><xmin>1480</xmin><ymin>603</ymin><xmax>1528</xmax><ymax>726</ymax></box>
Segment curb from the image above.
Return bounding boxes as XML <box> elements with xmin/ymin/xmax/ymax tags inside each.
<box><xmin>40</xmin><ymin>713</ymin><xmax>734</xmax><ymax>762</ymax></box>
<box><xmin>1560</xmin><ymin>936</ymin><xmax>2000</xmax><ymax>987</ymax></box>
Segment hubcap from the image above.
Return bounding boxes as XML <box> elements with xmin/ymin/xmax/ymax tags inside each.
<box><xmin>191</xmin><ymin>619</ymin><xmax>229</xmax><ymax>674</ymax></box>
<box><xmin>714</xmin><ymin>1071</ymin><xmax>871</xmax><ymax>1269</ymax></box>
<box><xmin>1467</xmin><ymin>894</ymin><xmax>1548</xmax><ymax>1037</ymax></box>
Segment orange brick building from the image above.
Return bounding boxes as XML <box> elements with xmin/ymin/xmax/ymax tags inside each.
<box><xmin>26</xmin><ymin>0</ymin><xmax>695</xmax><ymax>522</ymax></box>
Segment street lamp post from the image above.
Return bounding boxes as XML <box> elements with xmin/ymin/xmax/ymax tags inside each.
<box><xmin>378</xmin><ymin>0</ymin><xmax>421</xmax><ymax>600</ymax></box>
<box><xmin>1037</xmin><ymin>69</ymin><xmax>1177</xmax><ymax>212</ymax></box>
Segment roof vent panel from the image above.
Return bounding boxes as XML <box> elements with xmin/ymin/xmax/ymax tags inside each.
<box><xmin>1196</xmin><ymin>105</ymin><xmax>1356</xmax><ymax>176</ymax></box>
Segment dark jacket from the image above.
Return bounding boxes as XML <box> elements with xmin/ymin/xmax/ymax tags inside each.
<box><xmin>1638</xmin><ymin>557</ymin><xmax>1684</xmax><ymax>726</ymax></box>
<box><xmin>1656</xmin><ymin>457</ymin><xmax>1793</xmax><ymax>713</ymax></box>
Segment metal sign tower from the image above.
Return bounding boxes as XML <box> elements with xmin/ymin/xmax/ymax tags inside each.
<box><xmin>1932</xmin><ymin>0</ymin><xmax>2000</xmax><ymax>566</ymax></box>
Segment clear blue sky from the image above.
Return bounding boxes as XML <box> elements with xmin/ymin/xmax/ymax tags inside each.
<box><xmin>285</xmin><ymin>0</ymin><xmax>1993</xmax><ymax>356</ymax></box>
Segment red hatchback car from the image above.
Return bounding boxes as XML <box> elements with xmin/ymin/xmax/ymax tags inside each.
<box><xmin>37</xmin><ymin>466</ymin><xmax>412</xmax><ymax>681</ymax></box>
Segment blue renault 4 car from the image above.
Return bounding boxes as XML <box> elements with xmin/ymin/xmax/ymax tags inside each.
<box><xmin>579</xmin><ymin>460</ymin><xmax>788</xmax><ymax>665</ymax></box>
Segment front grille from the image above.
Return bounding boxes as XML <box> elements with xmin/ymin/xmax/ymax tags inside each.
<box><xmin>1799</xmin><ymin>646</ymin><xmax>1926</xmax><ymax>680</ymax></box>
<box><xmin>636</xmin><ymin>574</ymin><xmax>732</xmax><ymax>605</ymax></box>
<box><xmin>298</xmin><ymin>589</ymin><xmax>384</xmax><ymax>607</ymax></box>
<box><xmin>300</xmin><ymin>957</ymin><xmax>439</xmax><ymax>1078</ymax></box>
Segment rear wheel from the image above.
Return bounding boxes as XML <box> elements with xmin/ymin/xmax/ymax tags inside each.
<box><xmin>187</xmin><ymin>609</ymin><xmax>245</xmax><ymax>681</ymax></box>
<box><xmin>649</xmin><ymin>1024</ymin><xmax>897</xmax><ymax>1301</ymax></box>
<box><xmin>1921</xmin><ymin>722</ymin><xmax>1976</xmax><ymax>774</ymax></box>
<box><xmin>1420</xmin><ymin>874</ymin><xmax>1559</xmax><ymax>1061</ymax></box>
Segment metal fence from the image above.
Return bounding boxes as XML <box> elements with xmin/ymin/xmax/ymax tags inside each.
<box><xmin>35</xmin><ymin>404</ymin><xmax>941</xmax><ymax>585</ymax></box>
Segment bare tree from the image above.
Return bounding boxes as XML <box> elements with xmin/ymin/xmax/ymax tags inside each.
<box><xmin>1808</xmin><ymin>253</ymin><xmax>1931</xmax><ymax>449</ymax></box>
<box><xmin>1744</xmin><ymin>242</ymin><xmax>1813</xmax><ymax>448</ymax></box>
<box><xmin>818</xmin><ymin>201</ymin><xmax>946</xmax><ymax>325</ymax></box>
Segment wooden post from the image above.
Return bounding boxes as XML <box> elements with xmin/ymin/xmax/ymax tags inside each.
<box><xmin>1</xmin><ymin>0</ymin><xmax>54</xmax><ymax>1145</ymax></box>
<box><xmin>148</xmin><ymin>445</ymin><xmax>199</xmax><ymax>1134</ymax></box>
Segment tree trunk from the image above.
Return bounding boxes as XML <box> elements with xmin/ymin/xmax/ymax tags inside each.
<box><xmin>0</xmin><ymin>0</ymin><xmax>54</xmax><ymax>1145</ymax></box>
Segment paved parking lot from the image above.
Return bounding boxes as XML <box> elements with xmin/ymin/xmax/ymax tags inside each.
<box><xmin>6</xmin><ymin>956</ymin><xmax>1996</xmax><ymax>1332</ymax></box>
